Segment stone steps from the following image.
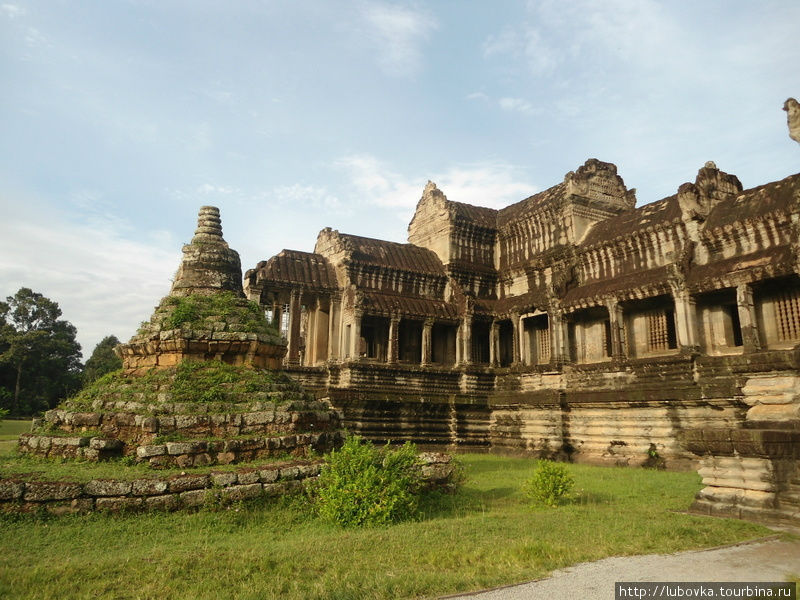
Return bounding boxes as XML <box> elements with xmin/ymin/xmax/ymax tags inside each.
<box><xmin>135</xmin><ymin>431</ymin><xmax>344</xmax><ymax>468</ymax></box>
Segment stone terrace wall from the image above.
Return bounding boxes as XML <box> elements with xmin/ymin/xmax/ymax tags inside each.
<box><xmin>281</xmin><ymin>354</ymin><xmax>795</xmax><ymax>473</ymax></box>
<box><xmin>34</xmin><ymin>398</ymin><xmax>341</xmax><ymax>451</ymax></box>
<box><xmin>19</xmin><ymin>430</ymin><xmax>344</xmax><ymax>468</ymax></box>
<box><xmin>0</xmin><ymin>453</ymin><xmax>459</xmax><ymax>515</ymax></box>
<box><xmin>0</xmin><ymin>460</ymin><xmax>320</xmax><ymax>515</ymax></box>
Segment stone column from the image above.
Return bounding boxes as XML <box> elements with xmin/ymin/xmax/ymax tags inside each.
<box><xmin>511</xmin><ymin>311</ymin><xmax>521</xmax><ymax>365</ymax></box>
<box><xmin>737</xmin><ymin>283</ymin><xmax>761</xmax><ymax>352</ymax></box>
<box><xmin>286</xmin><ymin>289</ymin><xmax>302</xmax><ymax>366</ymax></box>
<box><xmin>605</xmin><ymin>297</ymin><xmax>625</xmax><ymax>359</ymax></box>
<box><xmin>327</xmin><ymin>294</ymin><xmax>341</xmax><ymax>362</ymax></box>
<box><xmin>672</xmin><ymin>290</ymin><xmax>699</xmax><ymax>350</ymax></box>
<box><xmin>388</xmin><ymin>315</ymin><xmax>400</xmax><ymax>364</ymax></box>
<box><xmin>421</xmin><ymin>319</ymin><xmax>433</xmax><ymax>366</ymax></box>
<box><xmin>548</xmin><ymin>310</ymin><xmax>567</xmax><ymax>365</ymax></box>
<box><xmin>352</xmin><ymin>310</ymin><xmax>363</xmax><ymax>360</ymax></box>
<box><xmin>489</xmin><ymin>320</ymin><xmax>499</xmax><ymax>366</ymax></box>
<box><xmin>459</xmin><ymin>316</ymin><xmax>472</xmax><ymax>366</ymax></box>
<box><xmin>271</xmin><ymin>300</ymin><xmax>282</xmax><ymax>332</ymax></box>
<box><xmin>305</xmin><ymin>297</ymin><xmax>318</xmax><ymax>366</ymax></box>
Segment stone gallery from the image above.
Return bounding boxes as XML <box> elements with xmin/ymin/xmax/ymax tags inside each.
<box><xmin>10</xmin><ymin>101</ymin><xmax>798</xmax><ymax>526</ymax></box>
<box><xmin>245</xmin><ymin>104</ymin><xmax>800</xmax><ymax>525</ymax></box>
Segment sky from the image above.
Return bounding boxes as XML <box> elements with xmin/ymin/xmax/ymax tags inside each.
<box><xmin>1</xmin><ymin>0</ymin><xmax>798</xmax><ymax>359</ymax></box>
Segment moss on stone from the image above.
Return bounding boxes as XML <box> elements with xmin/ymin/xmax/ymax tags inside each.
<box><xmin>135</xmin><ymin>291</ymin><xmax>279</xmax><ymax>339</ymax></box>
<box><xmin>60</xmin><ymin>361</ymin><xmax>310</xmax><ymax>414</ymax></box>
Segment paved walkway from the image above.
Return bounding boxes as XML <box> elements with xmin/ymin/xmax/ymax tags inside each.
<box><xmin>443</xmin><ymin>537</ymin><xmax>800</xmax><ymax>600</ymax></box>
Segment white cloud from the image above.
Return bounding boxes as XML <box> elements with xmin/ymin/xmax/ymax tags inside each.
<box><xmin>521</xmin><ymin>28</ymin><xmax>558</xmax><ymax>76</ymax></box>
<box><xmin>1</xmin><ymin>3</ymin><xmax>23</xmax><ymax>19</ymax></box>
<box><xmin>360</xmin><ymin>1</ymin><xmax>437</xmax><ymax>77</ymax></box>
<box><xmin>272</xmin><ymin>184</ymin><xmax>341</xmax><ymax>210</ymax></box>
<box><xmin>498</xmin><ymin>97</ymin><xmax>537</xmax><ymax>115</ymax></box>
<box><xmin>484</xmin><ymin>0</ymin><xmax>676</xmax><ymax>77</ymax></box>
<box><xmin>24</xmin><ymin>27</ymin><xmax>47</xmax><ymax>48</ymax></box>
<box><xmin>482</xmin><ymin>29</ymin><xmax>518</xmax><ymax>58</ymax></box>
<box><xmin>335</xmin><ymin>153</ymin><xmax>538</xmax><ymax>216</ymax></box>
<box><xmin>467</xmin><ymin>92</ymin><xmax>489</xmax><ymax>102</ymax></box>
<box><xmin>197</xmin><ymin>183</ymin><xmax>238</xmax><ymax>196</ymax></box>
<box><xmin>0</xmin><ymin>202</ymin><xmax>176</xmax><ymax>357</ymax></box>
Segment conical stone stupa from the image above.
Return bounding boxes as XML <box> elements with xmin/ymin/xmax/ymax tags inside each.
<box><xmin>18</xmin><ymin>206</ymin><xmax>345</xmax><ymax>469</ymax></box>
<box><xmin>170</xmin><ymin>205</ymin><xmax>244</xmax><ymax>297</ymax></box>
<box><xmin>117</xmin><ymin>206</ymin><xmax>286</xmax><ymax>373</ymax></box>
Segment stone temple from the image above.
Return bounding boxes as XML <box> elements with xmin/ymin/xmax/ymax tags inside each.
<box><xmin>245</xmin><ymin>117</ymin><xmax>800</xmax><ymax>525</ymax></box>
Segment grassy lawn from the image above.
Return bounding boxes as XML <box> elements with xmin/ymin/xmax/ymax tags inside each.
<box><xmin>0</xmin><ymin>420</ymin><xmax>31</xmax><ymax>456</ymax></box>
<box><xmin>0</xmin><ymin>454</ymin><xmax>771</xmax><ymax>600</ymax></box>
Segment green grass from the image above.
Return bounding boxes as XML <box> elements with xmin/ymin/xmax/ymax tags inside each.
<box><xmin>0</xmin><ymin>420</ymin><xmax>31</xmax><ymax>441</ymax></box>
<box><xmin>0</xmin><ymin>420</ymin><xmax>31</xmax><ymax>456</ymax></box>
<box><xmin>0</xmin><ymin>454</ymin><xmax>771</xmax><ymax>600</ymax></box>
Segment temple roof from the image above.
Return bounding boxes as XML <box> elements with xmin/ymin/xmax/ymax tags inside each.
<box><xmin>450</xmin><ymin>201</ymin><xmax>498</xmax><ymax>229</ymax></box>
<box><xmin>248</xmin><ymin>250</ymin><xmax>338</xmax><ymax>290</ymax></box>
<box><xmin>497</xmin><ymin>183</ymin><xmax>567</xmax><ymax>229</ymax></box>
<box><xmin>704</xmin><ymin>172</ymin><xmax>800</xmax><ymax>230</ymax></box>
<box><xmin>337</xmin><ymin>233</ymin><xmax>446</xmax><ymax>276</ymax></box>
<box><xmin>581</xmin><ymin>196</ymin><xmax>681</xmax><ymax>247</ymax></box>
<box><xmin>360</xmin><ymin>291</ymin><xmax>459</xmax><ymax>320</ymax></box>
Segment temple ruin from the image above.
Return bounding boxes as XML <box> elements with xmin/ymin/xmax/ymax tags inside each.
<box><xmin>247</xmin><ymin>129</ymin><xmax>800</xmax><ymax>524</ymax></box>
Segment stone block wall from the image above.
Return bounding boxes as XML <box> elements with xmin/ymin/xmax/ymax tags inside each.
<box><xmin>37</xmin><ymin>399</ymin><xmax>341</xmax><ymax>450</ymax></box>
<box><xmin>0</xmin><ymin>460</ymin><xmax>320</xmax><ymax>515</ymax></box>
<box><xmin>119</xmin><ymin>336</ymin><xmax>285</xmax><ymax>374</ymax></box>
<box><xmin>19</xmin><ymin>430</ymin><xmax>344</xmax><ymax>467</ymax></box>
<box><xmin>0</xmin><ymin>453</ymin><xmax>460</xmax><ymax>515</ymax></box>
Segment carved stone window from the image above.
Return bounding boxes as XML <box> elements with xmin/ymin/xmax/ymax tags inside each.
<box><xmin>646</xmin><ymin>310</ymin><xmax>671</xmax><ymax>352</ymax></box>
<box><xmin>537</xmin><ymin>326</ymin><xmax>551</xmax><ymax>363</ymax></box>
<box><xmin>754</xmin><ymin>278</ymin><xmax>800</xmax><ymax>349</ymax></box>
<box><xmin>774</xmin><ymin>290</ymin><xmax>800</xmax><ymax>342</ymax></box>
<box><xmin>623</xmin><ymin>296</ymin><xmax>678</xmax><ymax>357</ymax></box>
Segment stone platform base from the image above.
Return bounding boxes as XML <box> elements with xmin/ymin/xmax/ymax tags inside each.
<box><xmin>0</xmin><ymin>459</ymin><xmax>321</xmax><ymax>515</ymax></box>
<box><xmin>685</xmin><ymin>429</ymin><xmax>800</xmax><ymax>526</ymax></box>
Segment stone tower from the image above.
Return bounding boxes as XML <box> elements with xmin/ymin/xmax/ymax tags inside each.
<box><xmin>170</xmin><ymin>206</ymin><xmax>244</xmax><ymax>297</ymax></box>
<box><xmin>116</xmin><ymin>206</ymin><xmax>286</xmax><ymax>373</ymax></box>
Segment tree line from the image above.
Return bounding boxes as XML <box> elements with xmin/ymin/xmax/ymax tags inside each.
<box><xmin>0</xmin><ymin>287</ymin><xmax>122</xmax><ymax>416</ymax></box>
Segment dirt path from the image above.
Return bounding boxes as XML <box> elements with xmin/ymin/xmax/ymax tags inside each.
<box><xmin>442</xmin><ymin>537</ymin><xmax>800</xmax><ymax>600</ymax></box>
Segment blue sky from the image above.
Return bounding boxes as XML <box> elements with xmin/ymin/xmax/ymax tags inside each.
<box><xmin>1</xmin><ymin>0</ymin><xmax>798</xmax><ymax>357</ymax></box>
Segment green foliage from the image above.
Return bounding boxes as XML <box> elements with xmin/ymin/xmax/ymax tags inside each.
<box><xmin>0</xmin><ymin>288</ymin><xmax>82</xmax><ymax>415</ymax></box>
<box><xmin>314</xmin><ymin>436</ymin><xmax>423</xmax><ymax>527</ymax></box>
<box><xmin>82</xmin><ymin>335</ymin><xmax>122</xmax><ymax>386</ymax></box>
<box><xmin>523</xmin><ymin>460</ymin><xmax>575</xmax><ymax>507</ymax></box>
<box><xmin>159</xmin><ymin>292</ymin><xmax>275</xmax><ymax>334</ymax></box>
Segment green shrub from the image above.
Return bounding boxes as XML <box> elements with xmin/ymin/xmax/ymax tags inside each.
<box><xmin>523</xmin><ymin>459</ymin><xmax>574</xmax><ymax>507</ymax></box>
<box><xmin>314</xmin><ymin>436</ymin><xmax>423</xmax><ymax>527</ymax></box>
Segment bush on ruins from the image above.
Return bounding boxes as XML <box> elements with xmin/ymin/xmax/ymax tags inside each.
<box><xmin>313</xmin><ymin>436</ymin><xmax>425</xmax><ymax>527</ymax></box>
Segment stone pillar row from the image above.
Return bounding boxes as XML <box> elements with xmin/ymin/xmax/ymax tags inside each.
<box><xmin>280</xmin><ymin>284</ymin><xmax>765</xmax><ymax>368</ymax></box>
